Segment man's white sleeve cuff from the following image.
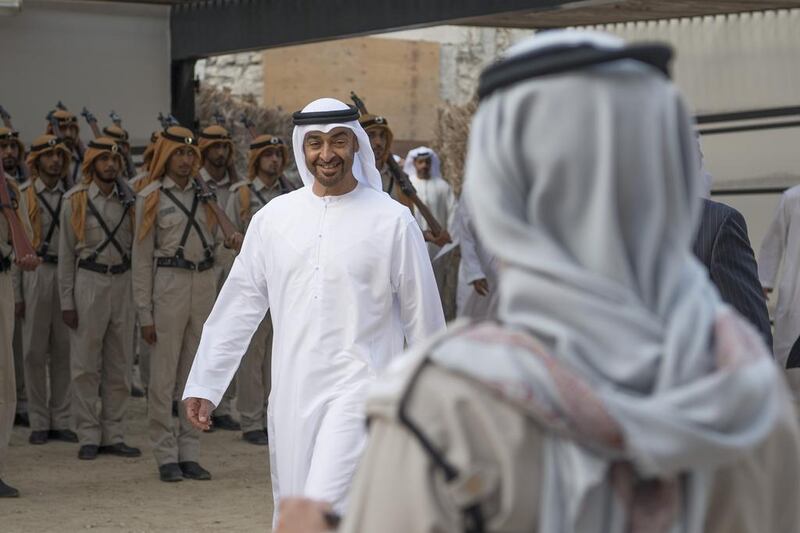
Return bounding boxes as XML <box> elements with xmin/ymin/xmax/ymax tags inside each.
<box><xmin>182</xmin><ymin>384</ymin><xmax>221</xmax><ymax>409</ymax></box>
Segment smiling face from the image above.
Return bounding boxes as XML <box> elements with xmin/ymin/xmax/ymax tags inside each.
<box><xmin>303</xmin><ymin>127</ymin><xmax>357</xmax><ymax>189</ymax></box>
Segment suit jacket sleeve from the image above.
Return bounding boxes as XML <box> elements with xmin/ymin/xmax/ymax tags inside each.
<box><xmin>710</xmin><ymin>209</ymin><xmax>773</xmax><ymax>350</ymax></box>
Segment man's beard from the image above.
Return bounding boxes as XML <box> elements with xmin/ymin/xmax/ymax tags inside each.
<box><xmin>2</xmin><ymin>159</ymin><xmax>17</xmax><ymax>172</ymax></box>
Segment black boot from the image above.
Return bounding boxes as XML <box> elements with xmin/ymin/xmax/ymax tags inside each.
<box><xmin>0</xmin><ymin>479</ymin><xmax>19</xmax><ymax>498</ymax></box>
<box><xmin>28</xmin><ymin>431</ymin><xmax>48</xmax><ymax>445</ymax></box>
<box><xmin>98</xmin><ymin>443</ymin><xmax>142</xmax><ymax>457</ymax></box>
<box><xmin>242</xmin><ymin>430</ymin><xmax>269</xmax><ymax>446</ymax></box>
<box><xmin>211</xmin><ymin>414</ymin><xmax>241</xmax><ymax>431</ymax></box>
<box><xmin>49</xmin><ymin>429</ymin><xmax>78</xmax><ymax>443</ymax></box>
<box><xmin>158</xmin><ymin>463</ymin><xmax>183</xmax><ymax>482</ymax></box>
<box><xmin>78</xmin><ymin>445</ymin><xmax>99</xmax><ymax>460</ymax></box>
<box><xmin>179</xmin><ymin>461</ymin><xmax>211</xmax><ymax>480</ymax></box>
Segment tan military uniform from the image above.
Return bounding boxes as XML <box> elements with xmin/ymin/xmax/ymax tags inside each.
<box><xmin>225</xmin><ymin>177</ymin><xmax>289</xmax><ymax>432</ymax></box>
<box><xmin>128</xmin><ymin>170</ymin><xmax>151</xmax><ymax>393</ymax></box>
<box><xmin>1</xmin><ymin>180</ymin><xmax>31</xmax><ymax>476</ymax></box>
<box><xmin>380</xmin><ymin>164</ymin><xmax>414</xmax><ymax>212</ymax></box>
<box><xmin>340</xmin><ymin>337</ymin><xmax>800</xmax><ymax>533</ymax></box>
<box><xmin>200</xmin><ymin>167</ymin><xmax>238</xmax><ymax>419</ymax></box>
<box><xmin>58</xmin><ymin>181</ymin><xmax>135</xmax><ymax>446</ymax></box>
<box><xmin>132</xmin><ymin>177</ymin><xmax>220</xmax><ymax>466</ymax></box>
<box><xmin>20</xmin><ymin>178</ymin><xmax>72</xmax><ymax>433</ymax></box>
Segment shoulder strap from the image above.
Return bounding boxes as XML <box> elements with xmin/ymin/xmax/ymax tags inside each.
<box><xmin>36</xmin><ymin>191</ymin><xmax>62</xmax><ymax>254</ymax></box>
<box><xmin>85</xmin><ymin>198</ymin><xmax>130</xmax><ymax>262</ymax></box>
<box><xmin>162</xmin><ymin>188</ymin><xmax>213</xmax><ymax>259</ymax></box>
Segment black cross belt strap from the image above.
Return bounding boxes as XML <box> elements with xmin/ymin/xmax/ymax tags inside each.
<box><xmin>159</xmin><ymin>188</ymin><xmax>214</xmax><ymax>271</ymax></box>
<box><xmin>83</xmin><ymin>198</ymin><xmax>130</xmax><ymax>268</ymax></box>
<box><xmin>36</xmin><ymin>191</ymin><xmax>62</xmax><ymax>257</ymax></box>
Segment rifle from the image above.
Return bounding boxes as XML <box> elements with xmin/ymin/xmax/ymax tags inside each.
<box><xmin>0</xmin><ymin>163</ymin><xmax>38</xmax><ymax>266</ymax></box>
<box><xmin>239</xmin><ymin>114</ymin><xmax>259</xmax><ymax>139</ymax></box>
<box><xmin>212</xmin><ymin>111</ymin><xmax>241</xmax><ymax>184</ymax></box>
<box><xmin>157</xmin><ymin>112</ymin><xmax>180</xmax><ymax>129</ymax></box>
<box><xmin>109</xmin><ymin>110</ymin><xmax>122</xmax><ymax>128</ymax></box>
<box><xmin>100</xmin><ymin>110</ymin><xmax>137</xmax><ymax>180</ymax></box>
<box><xmin>46</xmin><ymin>110</ymin><xmax>76</xmax><ymax>189</ymax></box>
<box><xmin>80</xmin><ymin>107</ymin><xmax>136</xmax><ymax>207</ymax></box>
<box><xmin>350</xmin><ymin>92</ymin><xmax>446</xmax><ymax>238</ymax></box>
<box><xmin>0</xmin><ymin>105</ymin><xmax>30</xmax><ymax>180</ymax></box>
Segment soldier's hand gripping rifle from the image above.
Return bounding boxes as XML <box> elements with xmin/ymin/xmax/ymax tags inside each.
<box><xmin>0</xmin><ymin>105</ymin><xmax>30</xmax><ymax>180</ymax></box>
<box><xmin>349</xmin><ymin>92</ymin><xmax>450</xmax><ymax>243</ymax></box>
<box><xmin>158</xmin><ymin>113</ymin><xmax>243</xmax><ymax>251</ymax></box>
<box><xmin>212</xmin><ymin>111</ymin><xmax>241</xmax><ymax>184</ymax></box>
<box><xmin>46</xmin><ymin>110</ymin><xmax>75</xmax><ymax>189</ymax></box>
<box><xmin>0</xmin><ymin>164</ymin><xmax>39</xmax><ymax>271</ymax></box>
<box><xmin>107</xmin><ymin>110</ymin><xmax>137</xmax><ymax>180</ymax></box>
<box><xmin>81</xmin><ymin>107</ymin><xmax>136</xmax><ymax>207</ymax></box>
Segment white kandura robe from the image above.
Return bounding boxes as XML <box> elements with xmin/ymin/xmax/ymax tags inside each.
<box><xmin>759</xmin><ymin>184</ymin><xmax>800</xmax><ymax>366</ymax></box>
<box><xmin>452</xmin><ymin>200</ymin><xmax>498</xmax><ymax>320</ymax></box>
<box><xmin>183</xmin><ymin>182</ymin><xmax>445</xmax><ymax>513</ymax></box>
<box><xmin>409</xmin><ymin>175</ymin><xmax>456</xmax><ymax>261</ymax></box>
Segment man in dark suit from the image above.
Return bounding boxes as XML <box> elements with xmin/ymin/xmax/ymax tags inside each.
<box><xmin>693</xmin><ymin>199</ymin><xmax>773</xmax><ymax>349</ymax></box>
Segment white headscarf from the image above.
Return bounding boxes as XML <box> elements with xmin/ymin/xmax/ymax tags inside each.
<box><xmin>463</xmin><ymin>30</ymin><xmax>781</xmax><ymax>533</ymax></box>
<box><xmin>291</xmin><ymin>97</ymin><xmax>383</xmax><ymax>191</ymax></box>
<box><xmin>403</xmin><ymin>146</ymin><xmax>442</xmax><ymax>180</ymax></box>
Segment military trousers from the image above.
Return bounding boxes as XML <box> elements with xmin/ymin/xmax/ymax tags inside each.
<box><xmin>13</xmin><ymin>320</ymin><xmax>25</xmax><ymax>414</ymax></box>
<box><xmin>0</xmin><ymin>272</ymin><xmax>16</xmax><ymax>476</ymax></box>
<box><xmin>69</xmin><ymin>269</ymin><xmax>134</xmax><ymax>446</ymax></box>
<box><xmin>238</xmin><ymin>313</ymin><xmax>272</xmax><ymax>433</ymax></box>
<box><xmin>22</xmin><ymin>263</ymin><xmax>71</xmax><ymax>432</ymax></box>
<box><xmin>148</xmin><ymin>267</ymin><xmax>216</xmax><ymax>466</ymax></box>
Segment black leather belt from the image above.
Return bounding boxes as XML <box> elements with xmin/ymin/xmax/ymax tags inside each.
<box><xmin>0</xmin><ymin>256</ymin><xmax>10</xmax><ymax>272</ymax></box>
<box><xmin>78</xmin><ymin>258</ymin><xmax>131</xmax><ymax>275</ymax></box>
<box><xmin>38</xmin><ymin>253</ymin><xmax>58</xmax><ymax>264</ymax></box>
<box><xmin>156</xmin><ymin>256</ymin><xmax>215</xmax><ymax>272</ymax></box>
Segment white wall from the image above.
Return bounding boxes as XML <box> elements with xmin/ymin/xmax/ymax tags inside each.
<box><xmin>0</xmin><ymin>0</ymin><xmax>170</xmax><ymax>147</ymax></box>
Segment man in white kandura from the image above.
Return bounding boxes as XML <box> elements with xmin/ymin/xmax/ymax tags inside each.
<box><xmin>182</xmin><ymin>97</ymin><xmax>446</xmax><ymax>516</ymax></box>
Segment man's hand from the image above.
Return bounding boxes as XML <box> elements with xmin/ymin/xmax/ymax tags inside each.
<box><xmin>224</xmin><ymin>231</ymin><xmax>244</xmax><ymax>252</ymax></box>
<box><xmin>14</xmin><ymin>253</ymin><xmax>41</xmax><ymax>272</ymax></box>
<box><xmin>62</xmin><ymin>310</ymin><xmax>78</xmax><ymax>330</ymax></box>
<box><xmin>423</xmin><ymin>229</ymin><xmax>452</xmax><ymax>248</ymax></box>
<box><xmin>763</xmin><ymin>287</ymin><xmax>773</xmax><ymax>300</ymax></box>
<box><xmin>471</xmin><ymin>278</ymin><xmax>490</xmax><ymax>296</ymax></box>
<box><xmin>141</xmin><ymin>325</ymin><xmax>157</xmax><ymax>345</ymax></box>
<box><xmin>14</xmin><ymin>302</ymin><xmax>25</xmax><ymax>319</ymax></box>
<box><xmin>184</xmin><ymin>397</ymin><xmax>215</xmax><ymax>431</ymax></box>
<box><xmin>277</xmin><ymin>498</ymin><xmax>336</xmax><ymax>533</ymax></box>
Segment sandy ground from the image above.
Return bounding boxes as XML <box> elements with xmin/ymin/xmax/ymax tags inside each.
<box><xmin>2</xmin><ymin>398</ymin><xmax>274</xmax><ymax>532</ymax></box>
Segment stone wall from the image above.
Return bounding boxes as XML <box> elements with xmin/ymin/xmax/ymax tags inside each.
<box><xmin>196</xmin><ymin>51</ymin><xmax>264</xmax><ymax>105</ymax></box>
<box><xmin>195</xmin><ymin>26</ymin><xmax>534</xmax><ymax>108</ymax></box>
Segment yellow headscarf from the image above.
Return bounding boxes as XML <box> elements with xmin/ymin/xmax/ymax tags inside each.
<box><xmin>359</xmin><ymin>114</ymin><xmax>394</xmax><ymax>167</ymax></box>
<box><xmin>70</xmin><ymin>137</ymin><xmax>130</xmax><ymax>243</ymax></box>
<box><xmin>199</xmin><ymin>125</ymin><xmax>235</xmax><ymax>168</ymax></box>
<box><xmin>25</xmin><ymin>134</ymin><xmax>72</xmax><ymax>248</ymax></box>
<box><xmin>137</xmin><ymin>126</ymin><xmax>215</xmax><ymax>241</ymax></box>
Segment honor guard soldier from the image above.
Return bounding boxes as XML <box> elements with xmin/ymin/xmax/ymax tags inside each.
<box><xmin>1</xmin><ymin>167</ymin><xmax>37</xmax><ymax>497</ymax></box>
<box><xmin>19</xmin><ymin>135</ymin><xmax>77</xmax><ymax>445</ymax></box>
<box><xmin>1</xmin><ymin>126</ymin><xmax>29</xmax><ymax>427</ymax></box>
<box><xmin>46</xmin><ymin>109</ymin><xmax>82</xmax><ymax>186</ymax></box>
<box><xmin>132</xmin><ymin>126</ymin><xmax>226</xmax><ymax>482</ymax></box>
<box><xmin>358</xmin><ymin>114</ymin><xmax>413</xmax><ymax>210</ymax></box>
<box><xmin>225</xmin><ymin>134</ymin><xmax>293</xmax><ymax>445</ymax></box>
<box><xmin>58</xmin><ymin>137</ymin><xmax>141</xmax><ymax>461</ymax></box>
